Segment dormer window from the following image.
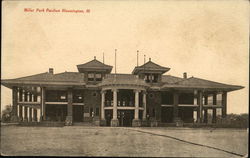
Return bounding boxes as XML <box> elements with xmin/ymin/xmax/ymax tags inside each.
<box><xmin>96</xmin><ymin>73</ymin><xmax>102</xmax><ymax>81</ymax></box>
<box><xmin>144</xmin><ymin>73</ymin><xmax>159</xmax><ymax>83</ymax></box>
<box><xmin>88</xmin><ymin>73</ymin><xmax>94</xmax><ymax>81</ymax></box>
<box><xmin>153</xmin><ymin>74</ymin><xmax>158</xmax><ymax>83</ymax></box>
<box><xmin>145</xmin><ymin>74</ymin><xmax>150</xmax><ymax>82</ymax></box>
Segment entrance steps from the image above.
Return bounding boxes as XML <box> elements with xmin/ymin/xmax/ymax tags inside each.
<box><xmin>19</xmin><ymin>121</ymin><xmax>64</xmax><ymax>127</ymax></box>
<box><xmin>73</xmin><ymin>122</ymin><xmax>95</xmax><ymax>126</ymax></box>
<box><xmin>39</xmin><ymin>121</ymin><xmax>65</xmax><ymax>127</ymax></box>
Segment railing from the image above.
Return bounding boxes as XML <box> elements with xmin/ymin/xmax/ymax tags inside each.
<box><xmin>104</xmin><ymin>100</ymin><xmax>136</xmax><ymax>107</ymax></box>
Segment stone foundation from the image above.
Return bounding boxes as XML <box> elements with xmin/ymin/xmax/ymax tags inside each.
<box><xmin>93</xmin><ymin>117</ymin><xmax>100</xmax><ymax>126</ymax></box>
<box><xmin>111</xmin><ymin>119</ymin><xmax>119</xmax><ymax>127</ymax></box>
<box><xmin>132</xmin><ymin>119</ymin><xmax>141</xmax><ymax>127</ymax></box>
<box><xmin>141</xmin><ymin>119</ymin><xmax>149</xmax><ymax>127</ymax></box>
<box><xmin>173</xmin><ymin>117</ymin><xmax>183</xmax><ymax>127</ymax></box>
<box><xmin>65</xmin><ymin>116</ymin><xmax>73</xmax><ymax>126</ymax></box>
<box><xmin>100</xmin><ymin>119</ymin><xmax>107</xmax><ymax>126</ymax></box>
<box><xmin>11</xmin><ymin>115</ymin><xmax>19</xmax><ymax>122</ymax></box>
<box><xmin>149</xmin><ymin>118</ymin><xmax>158</xmax><ymax>127</ymax></box>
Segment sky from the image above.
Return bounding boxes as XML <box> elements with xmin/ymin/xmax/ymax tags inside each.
<box><xmin>1</xmin><ymin>0</ymin><xmax>249</xmax><ymax>114</ymax></box>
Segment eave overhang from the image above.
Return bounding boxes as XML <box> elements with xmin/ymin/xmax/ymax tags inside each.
<box><xmin>1</xmin><ymin>79</ymin><xmax>86</xmax><ymax>89</ymax></box>
<box><xmin>161</xmin><ymin>84</ymin><xmax>244</xmax><ymax>92</ymax></box>
<box><xmin>132</xmin><ymin>67</ymin><xmax>170</xmax><ymax>74</ymax></box>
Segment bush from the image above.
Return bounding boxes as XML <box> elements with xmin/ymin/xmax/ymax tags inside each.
<box><xmin>216</xmin><ymin>113</ymin><xmax>249</xmax><ymax>128</ymax></box>
<box><xmin>1</xmin><ymin>105</ymin><xmax>13</xmax><ymax>122</ymax></box>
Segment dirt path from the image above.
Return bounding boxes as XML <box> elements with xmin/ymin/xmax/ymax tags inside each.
<box><xmin>125</xmin><ymin>127</ymin><xmax>246</xmax><ymax>157</ymax></box>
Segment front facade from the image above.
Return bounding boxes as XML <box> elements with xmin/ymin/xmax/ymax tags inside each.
<box><xmin>1</xmin><ymin>57</ymin><xmax>244</xmax><ymax>126</ymax></box>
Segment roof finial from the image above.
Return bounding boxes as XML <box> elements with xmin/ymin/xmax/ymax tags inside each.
<box><xmin>149</xmin><ymin>57</ymin><xmax>151</xmax><ymax>61</ymax></box>
<box><xmin>94</xmin><ymin>56</ymin><xmax>96</xmax><ymax>60</ymax></box>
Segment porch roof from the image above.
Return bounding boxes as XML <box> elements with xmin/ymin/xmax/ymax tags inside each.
<box><xmin>99</xmin><ymin>74</ymin><xmax>150</xmax><ymax>87</ymax></box>
<box><xmin>161</xmin><ymin>77</ymin><xmax>244</xmax><ymax>92</ymax></box>
<box><xmin>1</xmin><ymin>72</ymin><xmax>86</xmax><ymax>88</ymax></box>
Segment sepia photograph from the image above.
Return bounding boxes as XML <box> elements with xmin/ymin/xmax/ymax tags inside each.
<box><xmin>1</xmin><ymin>0</ymin><xmax>249</xmax><ymax>157</ymax></box>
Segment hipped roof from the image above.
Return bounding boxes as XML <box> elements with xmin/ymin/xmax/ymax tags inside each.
<box><xmin>1</xmin><ymin>72</ymin><xmax>86</xmax><ymax>88</ymax></box>
<box><xmin>132</xmin><ymin>60</ymin><xmax>170</xmax><ymax>74</ymax></box>
<box><xmin>77</xmin><ymin>59</ymin><xmax>113</xmax><ymax>73</ymax></box>
<box><xmin>161</xmin><ymin>76</ymin><xmax>244</xmax><ymax>91</ymax></box>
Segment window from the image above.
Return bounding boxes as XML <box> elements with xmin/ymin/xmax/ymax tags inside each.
<box><xmin>95</xmin><ymin>107</ymin><xmax>99</xmax><ymax>116</ymax></box>
<box><xmin>153</xmin><ymin>74</ymin><xmax>158</xmax><ymax>83</ymax></box>
<box><xmin>88</xmin><ymin>73</ymin><xmax>94</xmax><ymax>81</ymax></box>
<box><xmin>152</xmin><ymin>108</ymin><xmax>155</xmax><ymax>117</ymax></box>
<box><xmin>149</xmin><ymin>93</ymin><xmax>154</xmax><ymax>98</ymax></box>
<box><xmin>73</xmin><ymin>90</ymin><xmax>84</xmax><ymax>103</ymax></box>
<box><xmin>24</xmin><ymin>93</ymin><xmax>28</xmax><ymax>102</ymax></box>
<box><xmin>33</xmin><ymin>94</ymin><xmax>37</xmax><ymax>102</ymax></box>
<box><xmin>90</xmin><ymin>107</ymin><xmax>93</xmax><ymax>117</ymax></box>
<box><xmin>96</xmin><ymin>73</ymin><xmax>102</xmax><ymax>81</ymax></box>
<box><xmin>93</xmin><ymin>92</ymin><xmax>97</xmax><ymax>97</ymax></box>
<box><xmin>151</xmin><ymin>75</ymin><xmax>154</xmax><ymax>81</ymax></box>
<box><xmin>60</xmin><ymin>95</ymin><xmax>66</xmax><ymax>100</ymax></box>
<box><xmin>145</xmin><ymin>74</ymin><xmax>150</xmax><ymax>83</ymax></box>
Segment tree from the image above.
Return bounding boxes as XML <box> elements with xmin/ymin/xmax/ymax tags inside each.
<box><xmin>1</xmin><ymin>104</ymin><xmax>12</xmax><ymax>122</ymax></box>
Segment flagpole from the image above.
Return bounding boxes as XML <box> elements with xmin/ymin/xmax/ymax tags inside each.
<box><xmin>115</xmin><ymin>49</ymin><xmax>117</xmax><ymax>74</ymax></box>
<box><xmin>137</xmin><ymin>50</ymin><xmax>139</xmax><ymax>66</ymax></box>
<box><xmin>144</xmin><ymin>54</ymin><xmax>146</xmax><ymax>77</ymax></box>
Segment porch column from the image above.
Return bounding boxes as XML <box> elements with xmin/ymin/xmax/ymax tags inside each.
<box><xmin>212</xmin><ymin>92</ymin><xmax>217</xmax><ymax>123</ymax></box>
<box><xmin>132</xmin><ymin>89</ymin><xmax>141</xmax><ymax>127</ymax></box>
<box><xmin>204</xmin><ymin>109</ymin><xmax>208</xmax><ymax>123</ymax></box>
<box><xmin>22</xmin><ymin>90</ymin><xmax>25</xmax><ymax>102</ymax></box>
<box><xmin>134</xmin><ymin>90</ymin><xmax>139</xmax><ymax>119</ymax></box>
<box><xmin>143</xmin><ymin>91</ymin><xmax>147</xmax><ymax>120</ymax></box>
<box><xmin>212</xmin><ymin>108</ymin><xmax>217</xmax><ymax>123</ymax></box>
<box><xmin>11</xmin><ymin>86</ymin><xmax>19</xmax><ymax>122</ymax></box>
<box><xmin>65</xmin><ymin>88</ymin><xmax>73</xmax><ymax>126</ymax></box>
<box><xmin>31</xmin><ymin>94</ymin><xmax>34</xmax><ymax>102</ymax></box>
<box><xmin>222</xmin><ymin>92</ymin><xmax>227</xmax><ymax>118</ymax></box>
<box><xmin>31</xmin><ymin>108</ymin><xmax>34</xmax><ymax>122</ymax></box>
<box><xmin>111</xmin><ymin>89</ymin><xmax>119</xmax><ymax>126</ymax></box>
<box><xmin>17</xmin><ymin>105</ymin><xmax>20</xmax><ymax>118</ymax></box>
<box><xmin>27</xmin><ymin>92</ymin><xmax>30</xmax><ymax>102</ymax></box>
<box><xmin>22</xmin><ymin>106</ymin><xmax>25</xmax><ymax>122</ymax></box>
<box><xmin>100</xmin><ymin>90</ymin><xmax>106</xmax><ymax>126</ymax></box>
<box><xmin>41</xmin><ymin>87</ymin><xmax>46</xmax><ymax>121</ymax></box>
<box><xmin>24</xmin><ymin>106</ymin><xmax>28</xmax><ymax>122</ymax></box>
<box><xmin>197</xmin><ymin>91</ymin><xmax>203</xmax><ymax>123</ymax></box>
<box><xmin>19</xmin><ymin>106</ymin><xmax>23</xmax><ymax>121</ymax></box>
<box><xmin>173</xmin><ymin>91</ymin><xmax>179</xmax><ymax>123</ymax></box>
<box><xmin>204</xmin><ymin>95</ymin><xmax>208</xmax><ymax>123</ymax></box>
<box><xmin>27</xmin><ymin>107</ymin><xmax>30</xmax><ymax>122</ymax></box>
<box><xmin>37</xmin><ymin>109</ymin><xmax>41</xmax><ymax>122</ymax></box>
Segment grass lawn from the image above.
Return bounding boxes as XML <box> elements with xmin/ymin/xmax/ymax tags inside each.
<box><xmin>0</xmin><ymin>125</ymin><xmax>248</xmax><ymax>157</ymax></box>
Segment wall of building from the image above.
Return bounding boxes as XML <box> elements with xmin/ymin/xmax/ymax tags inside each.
<box><xmin>83</xmin><ymin>89</ymin><xmax>101</xmax><ymax>122</ymax></box>
<box><xmin>147</xmin><ymin>90</ymin><xmax>161</xmax><ymax>121</ymax></box>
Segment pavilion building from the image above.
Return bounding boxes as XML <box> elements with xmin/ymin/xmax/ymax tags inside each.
<box><xmin>1</xmin><ymin>57</ymin><xmax>244</xmax><ymax>126</ymax></box>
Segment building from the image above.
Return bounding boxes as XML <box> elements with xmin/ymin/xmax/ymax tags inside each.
<box><xmin>1</xmin><ymin>57</ymin><xmax>244</xmax><ymax>127</ymax></box>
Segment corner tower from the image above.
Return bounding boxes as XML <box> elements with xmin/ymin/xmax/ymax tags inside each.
<box><xmin>132</xmin><ymin>58</ymin><xmax>170</xmax><ymax>83</ymax></box>
<box><xmin>77</xmin><ymin>57</ymin><xmax>113</xmax><ymax>84</ymax></box>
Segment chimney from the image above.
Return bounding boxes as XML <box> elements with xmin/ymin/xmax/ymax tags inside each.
<box><xmin>49</xmin><ymin>68</ymin><xmax>54</xmax><ymax>74</ymax></box>
<box><xmin>183</xmin><ymin>72</ymin><xmax>187</xmax><ymax>79</ymax></box>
